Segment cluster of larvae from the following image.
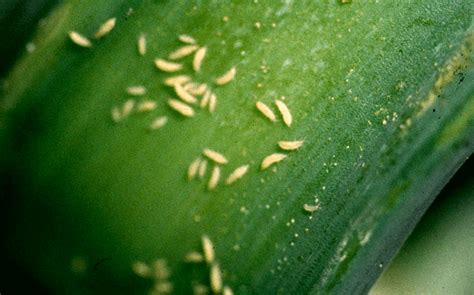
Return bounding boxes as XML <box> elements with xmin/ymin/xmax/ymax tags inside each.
<box><xmin>69</xmin><ymin>19</ymin><xmax>306</xmax><ymax>191</ymax></box>
<box><xmin>68</xmin><ymin>13</ymin><xmax>323</xmax><ymax>293</ymax></box>
<box><xmin>132</xmin><ymin>235</ymin><xmax>233</xmax><ymax>295</ymax></box>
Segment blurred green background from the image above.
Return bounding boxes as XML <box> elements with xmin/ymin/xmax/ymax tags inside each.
<box><xmin>0</xmin><ymin>0</ymin><xmax>58</xmax><ymax>77</ymax></box>
<box><xmin>0</xmin><ymin>1</ymin><xmax>472</xmax><ymax>294</ymax></box>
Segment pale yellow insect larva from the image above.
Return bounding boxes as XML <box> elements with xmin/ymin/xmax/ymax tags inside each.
<box><xmin>214</xmin><ymin>67</ymin><xmax>236</xmax><ymax>85</ymax></box>
<box><xmin>26</xmin><ymin>42</ymin><xmax>36</xmax><ymax>53</ymax></box>
<box><xmin>303</xmin><ymin>203</ymin><xmax>320</xmax><ymax>213</ymax></box>
<box><xmin>185</xmin><ymin>82</ymin><xmax>208</xmax><ymax>96</ymax></box>
<box><xmin>94</xmin><ymin>17</ymin><xmax>116</xmax><ymax>39</ymax></box>
<box><xmin>169</xmin><ymin>44</ymin><xmax>199</xmax><ymax>60</ymax></box>
<box><xmin>193</xmin><ymin>284</ymin><xmax>209</xmax><ymax>295</ymax></box>
<box><xmin>153</xmin><ymin>282</ymin><xmax>173</xmax><ymax>293</ymax></box>
<box><xmin>210</xmin><ymin>263</ymin><xmax>223</xmax><ymax>293</ymax></box>
<box><xmin>187</xmin><ymin>158</ymin><xmax>201</xmax><ymax>181</ymax></box>
<box><xmin>185</xmin><ymin>251</ymin><xmax>204</xmax><ymax>263</ymax></box>
<box><xmin>198</xmin><ymin>159</ymin><xmax>208</xmax><ymax>179</ymax></box>
<box><xmin>175</xmin><ymin>83</ymin><xmax>198</xmax><ymax>104</ymax></box>
<box><xmin>149</xmin><ymin>116</ymin><xmax>168</xmax><ymax>130</ymax></box>
<box><xmin>208</xmin><ymin>166</ymin><xmax>221</xmax><ymax>190</ymax></box>
<box><xmin>256</xmin><ymin>101</ymin><xmax>276</xmax><ymax>122</ymax></box>
<box><xmin>261</xmin><ymin>153</ymin><xmax>287</xmax><ymax>170</ymax></box>
<box><xmin>223</xmin><ymin>286</ymin><xmax>234</xmax><ymax>295</ymax></box>
<box><xmin>195</xmin><ymin>83</ymin><xmax>208</xmax><ymax>96</ymax></box>
<box><xmin>131</xmin><ymin>261</ymin><xmax>151</xmax><ymax>278</ymax></box>
<box><xmin>200</xmin><ymin>90</ymin><xmax>211</xmax><ymax>108</ymax></box>
<box><xmin>152</xmin><ymin>259</ymin><xmax>170</xmax><ymax>279</ymax></box>
<box><xmin>183</xmin><ymin>82</ymin><xmax>199</xmax><ymax>91</ymax></box>
<box><xmin>137</xmin><ymin>100</ymin><xmax>157</xmax><ymax>112</ymax></box>
<box><xmin>111</xmin><ymin>106</ymin><xmax>121</xmax><ymax>122</ymax></box>
<box><xmin>225</xmin><ymin>165</ymin><xmax>249</xmax><ymax>185</ymax></box>
<box><xmin>275</xmin><ymin>99</ymin><xmax>292</xmax><ymax>127</ymax></box>
<box><xmin>203</xmin><ymin>149</ymin><xmax>228</xmax><ymax>165</ymax></box>
<box><xmin>164</xmin><ymin>75</ymin><xmax>191</xmax><ymax>87</ymax></box>
<box><xmin>278</xmin><ymin>140</ymin><xmax>304</xmax><ymax>150</ymax></box>
<box><xmin>154</xmin><ymin>58</ymin><xmax>183</xmax><ymax>72</ymax></box>
<box><xmin>193</xmin><ymin>47</ymin><xmax>207</xmax><ymax>72</ymax></box>
<box><xmin>179</xmin><ymin>34</ymin><xmax>197</xmax><ymax>44</ymax></box>
<box><xmin>168</xmin><ymin>99</ymin><xmax>195</xmax><ymax>117</ymax></box>
<box><xmin>138</xmin><ymin>33</ymin><xmax>146</xmax><ymax>56</ymax></box>
<box><xmin>69</xmin><ymin>31</ymin><xmax>92</xmax><ymax>48</ymax></box>
<box><xmin>127</xmin><ymin>86</ymin><xmax>146</xmax><ymax>96</ymax></box>
<box><xmin>201</xmin><ymin>235</ymin><xmax>215</xmax><ymax>263</ymax></box>
<box><xmin>122</xmin><ymin>99</ymin><xmax>135</xmax><ymax>118</ymax></box>
<box><xmin>208</xmin><ymin>93</ymin><xmax>217</xmax><ymax>113</ymax></box>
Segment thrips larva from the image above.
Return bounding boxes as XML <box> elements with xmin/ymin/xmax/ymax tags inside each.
<box><xmin>256</xmin><ymin>101</ymin><xmax>276</xmax><ymax>122</ymax></box>
<box><xmin>111</xmin><ymin>106</ymin><xmax>121</xmax><ymax>122</ymax></box>
<box><xmin>183</xmin><ymin>82</ymin><xmax>199</xmax><ymax>91</ymax></box>
<box><xmin>69</xmin><ymin>31</ymin><xmax>92</xmax><ymax>48</ymax></box>
<box><xmin>155</xmin><ymin>59</ymin><xmax>183</xmax><ymax>72</ymax></box>
<box><xmin>127</xmin><ymin>86</ymin><xmax>147</xmax><ymax>96</ymax></box>
<box><xmin>94</xmin><ymin>17</ymin><xmax>116</xmax><ymax>39</ymax></box>
<box><xmin>261</xmin><ymin>153</ymin><xmax>287</xmax><ymax>170</ymax></box>
<box><xmin>179</xmin><ymin>34</ymin><xmax>197</xmax><ymax>44</ymax></box>
<box><xmin>187</xmin><ymin>158</ymin><xmax>201</xmax><ymax>180</ymax></box>
<box><xmin>184</xmin><ymin>251</ymin><xmax>204</xmax><ymax>263</ymax></box>
<box><xmin>193</xmin><ymin>47</ymin><xmax>207</xmax><ymax>72</ymax></box>
<box><xmin>122</xmin><ymin>99</ymin><xmax>135</xmax><ymax>118</ymax></box>
<box><xmin>169</xmin><ymin>45</ymin><xmax>199</xmax><ymax>60</ymax></box>
<box><xmin>275</xmin><ymin>99</ymin><xmax>292</xmax><ymax>127</ymax></box>
<box><xmin>201</xmin><ymin>235</ymin><xmax>215</xmax><ymax>263</ymax></box>
<box><xmin>193</xmin><ymin>284</ymin><xmax>209</xmax><ymax>295</ymax></box>
<box><xmin>203</xmin><ymin>149</ymin><xmax>228</xmax><ymax>165</ymax></box>
<box><xmin>200</xmin><ymin>90</ymin><xmax>211</xmax><ymax>108</ymax></box>
<box><xmin>303</xmin><ymin>203</ymin><xmax>320</xmax><ymax>213</ymax></box>
<box><xmin>278</xmin><ymin>140</ymin><xmax>304</xmax><ymax>150</ymax></box>
<box><xmin>154</xmin><ymin>282</ymin><xmax>173</xmax><ymax>293</ymax></box>
<box><xmin>210</xmin><ymin>263</ymin><xmax>223</xmax><ymax>293</ymax></box>
<box><xmin>175</xmin><ymin>83</ymin><xmax>198</xmax><ymax>104</ymax></box>
<box><xmin>168</xmin><ymin>99</ymin><xmax>195</xmax><ymax>117</ymax></box>
<box><xmin>209</xmin><ymin>93</ymin><xmax>217</xmax><ymax>113</ymax></box>
<box><xmin>164</xmin><ymin>75</ymin><xmax>191</xmax><ymax>87</ymax></box>
<box><xmin>208</xmin><ymin>166</ymin><xmax>221</xmax><ymax>190</ymax></box>
<box><xmin>138</xmin><ymin>33</ymin><xmax>146</xmax><ymax>56</ymax></box>
<box><xmin>223</xmin><ymin>286</ymin><xmax>234</xmax><ymax>295</ymax></box>
<box><xmin>149</xmin><ymin>116</ymin><xmax>168</xmax><ymax>130</ymax></box>
<box><xmin>186</xmin><ymin>83</ymin><xmax>208</xmax><ymax>96</ymax></box>
<box><xmin>214</xmin><ymin>67</ymin><xmax>236</xmax><ymax>85</ymax></box>
<box><xmin>131</xmin><ymin>261</ymin><xmax>151</xmax><ymax>278</ymax></box>
<box><xmin>152</xmin><ymin>259</ymin><xmax>170</xmax><ymax>279</ymax></box>
<box><xmin>225</xmin><ymin>165</ymin><xmax>249</xmax><ymax>185</ymax></box>
<box><xmin>137</xmin><ymin>100</ymin><xmax>157</xmax><ymax>112</ymax></box>
<box><xmin>198</xmin><ymin>159</ymin><xmax>208</xmax><ymax>178</ymax></box>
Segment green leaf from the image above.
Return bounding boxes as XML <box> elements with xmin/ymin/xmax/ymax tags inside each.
<box><xmin>370</xmin><ymin>160</ymin><xmax>474</xmax><ymax>294</ymax></box>
<box><xmin>1</xmin><ymin>1</ymin><xmax>473</xmax><ymax>294</ymax></box>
